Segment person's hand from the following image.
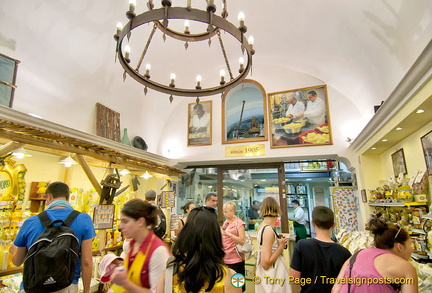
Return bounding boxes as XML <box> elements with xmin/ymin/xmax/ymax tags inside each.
<box><xmin>296</xmin><ymin>113</ymin><xmax>303</xmax><ymax>118</ymax></box>
<box><xmin>287</xmin><ymin>114</ymin><xmax>293</xmax><ymax>118</ymax></box>
<box><xmin>277</xmin><ymin>235</ymin><xmax>288</xmax><ymax>249</ymax></box>
<box><xmin>110</xmin><ymin>266</ymin><xmax>128</xmax><ymax>287</ymax></box>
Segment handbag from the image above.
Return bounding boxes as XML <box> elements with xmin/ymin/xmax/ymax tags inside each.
<box><xmin>235</xmin><ymin>220</ymin><xmax>254</xmax><ymax>255</ymax></box>
<box><xmin>255</xmin><ymin>226</ymin><xmax>291</xmax><ymax>293</ymax></box>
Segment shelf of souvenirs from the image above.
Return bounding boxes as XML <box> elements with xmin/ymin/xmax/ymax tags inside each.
<box><xmin>368</xmin><ymin>201</ymin><xmax>428</xmax><ymax>207</ymax></box>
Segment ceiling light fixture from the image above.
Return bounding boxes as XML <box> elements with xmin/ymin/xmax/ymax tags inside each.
<box><xmin>119</xmin><ymin>169</ymin><xmax>131</xmax><ymax>176</ymax></box>
<box><xmin>416</xmin><ymin>109</ymin><xmax>425</xmax><ymax>114</ymax></box>
<box><xmin>59</xmin><ymin>156</ymin><xmax>78</xmax><ymax>167</ymax></box>
<box><xmin>12</xmin><ymin>148</ymin><xmax>32</xmax><ymax>159</ymax></box>
<box><xmin>395</xmin><ymin>127</ymin><xmax>403</xmax><ymax>131</ymax></box>
<box><xmin>371</xmin><ymin>147</ymin><xmax>377</xmax><ymax>150</ymax></box>
<box><xmin>382</xmin><ymin>139</ymin><xmax>388</xmax><ymax>142</ymax></box>
<box><xmin>140</xmin><ymin>170</ymin><xmax>153</xmax><ymax>179</ymax></box>
<box><xmin>114</xmin><ymin>0</ymin><xmax>255</xmax><ymax>102</ymax></box>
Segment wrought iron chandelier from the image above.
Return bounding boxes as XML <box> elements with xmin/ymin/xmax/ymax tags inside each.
<box><xmin>114</xmin><ymin>0</ymin><xmax>255</xmax><ymax>103</ymax></box>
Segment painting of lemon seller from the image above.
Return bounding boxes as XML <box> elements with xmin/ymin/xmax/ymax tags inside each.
<box><xmin>222</xmin><ymin>79</ymin><xmax>268</xmax><ymax>144</ymax></box>
<box><xmin>268</xmin><ymin>85</ymin><xmax>332</xmax><ymax>148</ymax></box>
<box><xmin>188</xmin><ymin>100</ymin><xmax>212</xmax><ymax>146</ymax></box>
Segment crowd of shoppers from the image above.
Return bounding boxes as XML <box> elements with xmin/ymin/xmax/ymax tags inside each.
<box><xmin>10</xmin><ymin>184</ymin><xmax>419</xmax><ymax>293</ymax></box>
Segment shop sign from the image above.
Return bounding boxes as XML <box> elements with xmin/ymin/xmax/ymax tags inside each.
<box><xmin>0</xmin><ymin>158</ymin><xmax>27</xmax><ymax>201</ymax></box>
<box><xmin>225</xmin><ymin>144</ymin><xmax>265</xmax><ymax>157</ymax></box>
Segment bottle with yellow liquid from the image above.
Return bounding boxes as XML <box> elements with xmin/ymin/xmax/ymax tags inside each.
<box><xmin>92</xmin><ymin>237</ymin><xmax>100</xmax><ymax>252</ymax></box>
<box><xmin>106</xmin><ymin>230</ymin><xmax>113</xmax><ymax>247</ymax></box>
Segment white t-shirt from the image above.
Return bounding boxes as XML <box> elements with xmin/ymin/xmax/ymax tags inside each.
<box><xmin>294</xmin><ymin>206</ymin><xmax>306</xmax><ymax>225</ymax></box>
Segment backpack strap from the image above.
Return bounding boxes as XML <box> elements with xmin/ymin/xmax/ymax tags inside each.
<box><xmin>37</xmin><ymin>211</ymin><xmax>53</xmax><ymax>228</ymax></box>
<box><xmin>64</xmin><ymin>210</ymin><xmax>80</xmax><ymax>226</ymax></box>
<box><xmin>347</xmin><ymin>249</ymin><xmax>363</xmax><ymax>293</ymax></box>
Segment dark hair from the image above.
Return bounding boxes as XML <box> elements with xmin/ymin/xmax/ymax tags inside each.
<box><xmin>180</xmin><ymin>201</ymin><xmax>195</xmax><ymax>214</ymax></box>
<box><xmin>312</xmin><ymin>206</ymin><xmax>334</xmax><ymax>230</ymax></box>
<box><xmin>46</xmin><ymin>182</ymin><xmax>70</xmax><ymax>200</ymax></box>
<box><xmin>307</xmin><ymin>90</ymin><xmax>317</xmax><ymax>96</ymax></box>
<box><xmin>172</xmin><ymin>207</ymin><xmax>225</xmax><ymax>293</ymax></box>
<box><xmin>205</xmin><ymin>193</ymin><xmax>217</xmax><ymax>201</ymax></box>
<box><xmin>368</xmin><ymin>218</ymin><xmax>409</xmax><ymax>249</ymax></box>
<box><xmin>121</xmin><ymin>198</ymin><xmax>158</xmax><ymax>228</ymax></box>
<box><xmin>260</xmin><ymin>197</ymin><xmax>280</xmax><ymax>218</ymax></box>
<box><xmin>291</xmin><ymin>199</ymin><xmax>300</xmax><ymax>206</ymax></box>
<box><xmin>252</xmin><ymin>200</ymin><xmax>260</xmax><ymax>205</ymax></box>
<box><xmin>145</xmin><ymin>189</ymin><xmax>156</xmax><ymax>201</ymax></box>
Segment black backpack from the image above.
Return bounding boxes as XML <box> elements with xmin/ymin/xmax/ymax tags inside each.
<box><xmin>23</xmin><ymin>210</ymin><xmax>80</xmax><ymax>293</ymax></box>
<box><xmin>153</xmin><ymin>206</ymin><xmax>167</xmax><ymax>239</ymax></box>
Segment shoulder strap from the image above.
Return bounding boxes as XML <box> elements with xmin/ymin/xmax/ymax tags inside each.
<box><xmin>64</xmin><ymin>210</ymin><xmax>80</xmax><ymax>226</ymax></box>
<box><xmin>348</xmin><ymin>249</ymin><xmax>363</xmax><ymax>293</ymax></box>
<box><xmin>165</xmin><ymin>256</ymin><xmax>176</xmax><ymax>293</ymax></box>
<box><xmin>259</xmin><ymin>225</ymin><xmax>278</xmax><ymax>245</ymax></box>
<box><xmin>37</xmin><ymin>211</ymin><xmax>53</xmax><ymax>228</ymax></box>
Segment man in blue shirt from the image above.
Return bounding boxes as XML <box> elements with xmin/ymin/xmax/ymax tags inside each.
<box><xmin>12</xmin><ymin>181</ymin><xmax>96</xmax><ymax>293</ymax></box>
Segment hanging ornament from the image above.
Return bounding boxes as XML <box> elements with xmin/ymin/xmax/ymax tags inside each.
<box><xmin>123</xmin><ymin>71</ymin><xmax>127</xmax><ymax>82</ymax></box>
<box><xmin>196</xmin><ymin>97</ymin><xmax>200</xmax><ymax>104</ymax></box>
<box><xmin>169</xmin><ymin>95</ymin><xmax>173</xmax><ymax>103</ymax></box>
<box><xmin>144</xmin><ymin>87</ymin><xmax>148</xmax><ymax>95</ymax></box>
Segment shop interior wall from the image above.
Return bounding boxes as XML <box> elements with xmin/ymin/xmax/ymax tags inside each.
<box><xmin>359</xmin><ymin>121</ymin><xmax>432</xmax><ymax>220</ymax></box>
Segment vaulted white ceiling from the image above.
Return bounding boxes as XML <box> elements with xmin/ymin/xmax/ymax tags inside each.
<box><xmin>1</xmin><ymin>0</ymin><xmax>431</xmax><ymax>163</ymax></box>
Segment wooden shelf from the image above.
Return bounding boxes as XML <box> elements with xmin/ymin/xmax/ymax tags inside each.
<box><xmin>369</xmin><ymin>202</ymin><xmax>428</xmax><ymax>207</ymax></box>
<box><xmin>0</xmin><ymin>266</ymin><xmax>23</xmax><ymax>277</ymax></box>
<box><xmin>103</xmin><ymin>244</ymin><xmax>123</xmax><ymax>252</ymax></box>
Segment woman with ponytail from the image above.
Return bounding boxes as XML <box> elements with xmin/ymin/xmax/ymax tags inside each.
<box><xmin>332</xmin><ymin>217</ymin><xmax>418</xmax><ymax>293</ymax></box>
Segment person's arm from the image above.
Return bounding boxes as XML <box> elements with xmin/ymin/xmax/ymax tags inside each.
<box><xmin>155</xmin><ymin>268</ymin><xmax>166</xmax><ymax>293</ymax></box>
<box><xmin>11</xmin><ymin>245</ymin><xmax>27</xmax><ymax>266</ymax></box>
<box><xmin>226</xmin><ymin>224</ymin><xmax>245</xmax><ymax>245</ymax></box>
<box><xmin>259</xmin><ymin>228</ymin><xmax>286</xmax><ymax>270</ymax></box>
<box><xmin>149</xmin><ymin>246</ymin><xmax>170</xmax><ymax>292</ymax></box>
<box><xmin>177</xmin><ymin>219</ymin><xmax>184</xmax><ymax>231</ymax></box>
<box><xmin>289</xmin><ymin>268</ymin><xmax>301</xmax><ymax>292</ymax></box>
<box><xmin>80</xmin><ymin>238</ymin><xmax>93</xmax><ymax>293</ymax></box>
<box><xmin>399</xmin><ymin>262</ymin><xmax>418</xmax><ymax>293</ymax></box>
<box><xmin>224</xmin><ymin>268</ymin><xmax>242</xmax><ymax>293</ymax></box>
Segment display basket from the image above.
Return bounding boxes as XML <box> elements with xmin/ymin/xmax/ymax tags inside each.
<box><xmin>315</xmin><ymin>123</ymin><xmax>329</xmax><ymax>133</ymax></box>
<box><xmin>298</xmin><ymin>130</ymin><xmax>317</xmax><ymax>144</ymax></box>
<box><xmin>283</xmin><ymin>123</ymin><xmax>302</xmax><ymax>134</ymax></box>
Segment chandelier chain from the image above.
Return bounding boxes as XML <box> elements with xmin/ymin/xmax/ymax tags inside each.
<box><xmin>136</xmin><ymin>24</ymin><xmax>158</xmax><ymax>72</ymax></box>
<box><xmin>217</xmin><ymin>32</ymin><xmax>234</xmax><ymax>80</ymax></box>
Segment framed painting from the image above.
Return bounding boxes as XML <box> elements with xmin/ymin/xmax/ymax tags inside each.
<box><xmin>0</xmin><ymin>53</ymin><xmax>20</xmax><ymax>108</ymax></box>
<box><xmin>187</xmin><ymin>100</ymin><xmax>212</xmax><ymax>146</ymax></box>
<box><xmin>391</xmin><ymin>148</ymin><xmax>407</xmax><ymax>178</ymax></box>
<box><xmin>222</xmin><ymin>79</ymin><xmax>268</xmax><ymax>144</ymax></box>
<box><xmin>420</xmin><ymin>130</ymin><xmax>432</xmax><ymax>175</ymax></box>
<box><xmin>268</xmin><ymin>85</ymin><xmax>332</xmax><ymax>148</ymax></box>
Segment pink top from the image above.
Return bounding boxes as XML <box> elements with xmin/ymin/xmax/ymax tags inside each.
<box><xmin>340</xmin><ymin>247</ymin><xmax>399</xmax><ymax>293</ymax></box>
<box><xmin>222</xmin><ymin>217</ymin><xmax>246</xmax><ymax>264</ymax></box>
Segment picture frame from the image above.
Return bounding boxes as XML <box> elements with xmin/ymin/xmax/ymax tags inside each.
<box><xmin>222</xmin><ymin>79</ymin><xmax>268</xmax><ymax>144</ymax></box>
<box><xmin>268</xmin><ymin>85</ymin><xmax>332</xmax><ymax>148</ymax></box>
<box><xmin>93</xmin><ymin>204</ymin><xmax>115</xmax><ymax>230</ymax></box>
<box><xmin>0</xmin><ymin>53</ymin><xmax>20</xmax><ymax>108</ymax></box>
<box><xmin>420</xmin><ymin>130</ymin><xmax>432</xmax><ymax>175</ymax></box>
<box><xmin>187</xmin><ymin>100</ymin><xmax>212</xmax><ymax>146</ymax></box>
<box><xmin>391</xmin><ymin>148</ymin><xmax>407</xmax><ymax>178</ymax></box>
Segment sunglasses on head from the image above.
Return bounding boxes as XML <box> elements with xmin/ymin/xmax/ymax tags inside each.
<box><xmin>192</xmin><ymin>206</ymin><xmax>216</xmax><ymax>213</ymax></box>
<box><xmin>394</xmin><ymin>226</ymin><xmax>402</xmax><ymax>240</ymax></box>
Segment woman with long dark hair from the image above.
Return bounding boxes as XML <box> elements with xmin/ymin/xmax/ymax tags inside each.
<box><xmin>332</xmin><ymin>217</ymin><xmax>418</xmax><ymax>293</ymax></box>
<box><xmin>157</xmin><ymin>206</ymin><xmax>241</xmax><ymax>293</ymax></box>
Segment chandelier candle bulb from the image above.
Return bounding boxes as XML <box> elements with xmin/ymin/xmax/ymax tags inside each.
<box><xmin>239</xmin><ymin>57</ymin><xmax>245</xmax><ymax>73</ymax></box>
<box><xmin>124</xmin><ymin>45</ymin><xmax>131</xmax><ymax>63</ymax></box>
<box><xmin>248</xmin><ymin>36</ymin><xmax>255</xmax><ymax>54</ymax></box>
<box><xmin>126</xmin><ymin>0</ymin><xmax>136</xmax><ymax>19</ymax></box>
<box><xmin>116</xmin><ymin>22</ymin><xmax>122</xmax><ymax>35</ymax></box>
<box><xmin>170</xmin><ymin>73</ymin><xmax>176</xmax><ymax>87</ymax></box>
<box><xmin>196</xmin><ymin>75</ymin><xmax>202</xmax><ymax>89</ymax></box>
<box><xmin>220</xmin><ymin>69</ymin><xmax>226</xmax><ymax>85</ymax></box>
<box><xmin>184</xmin><ymin>20</ymin><xmax>190</xmax><ymax>34</ymax></box>
<box><xmin>145</xmin><ymin>64</ymin><xmax>151</xmax><ymax>78</ymax></box>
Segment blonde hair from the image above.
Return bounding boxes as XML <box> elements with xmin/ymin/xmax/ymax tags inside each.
<box><xmin>223</xmin><ymin>201</ymin><xmax>236</xmax><ymax>213</ymax></box>
<box><xmin>260</xmin><ymin>197</ymin><xmax>280</xmax><ymax>218</ymax></box>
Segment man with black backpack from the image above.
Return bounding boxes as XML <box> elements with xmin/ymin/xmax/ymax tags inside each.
<box><xmin>12</xmin><ymin>181</ymin><xmax>96</xmax><ymax>293</ymax></box>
